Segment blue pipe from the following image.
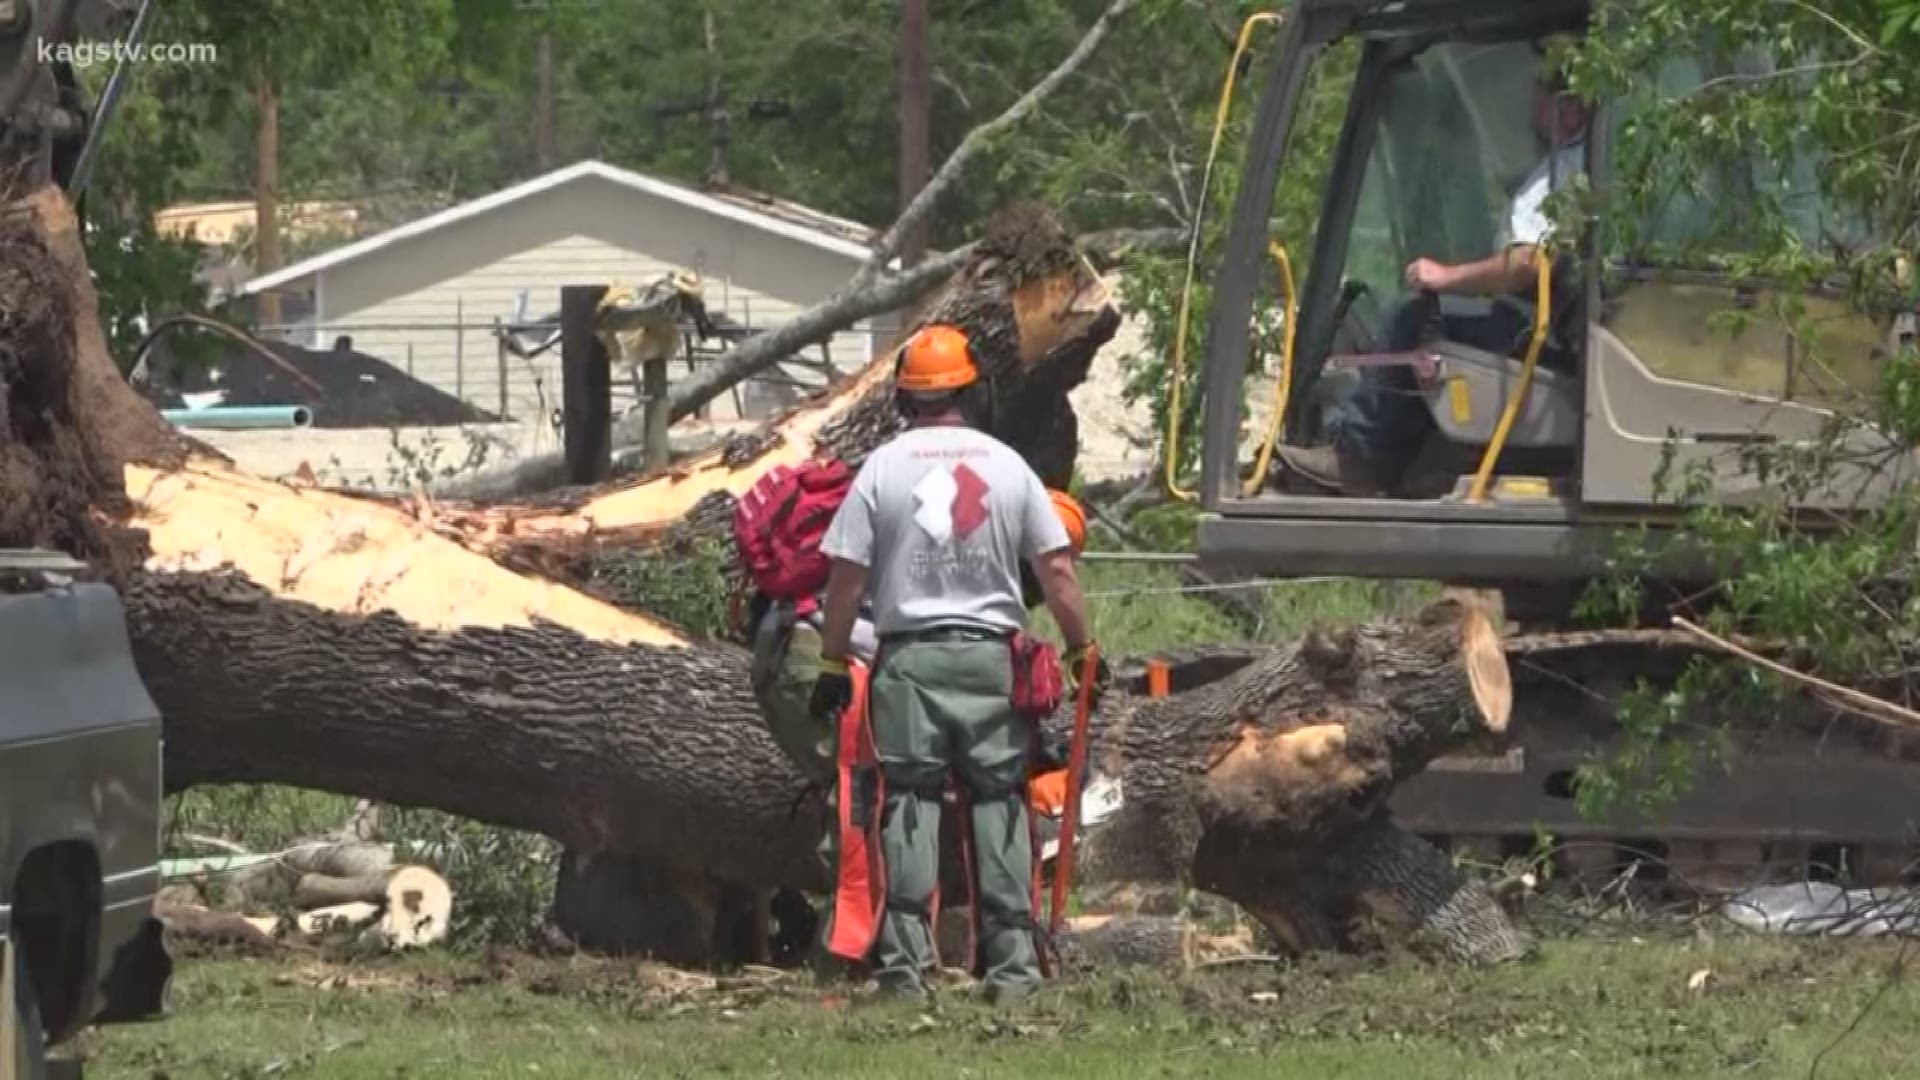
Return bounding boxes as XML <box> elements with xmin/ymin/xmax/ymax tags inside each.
<box><xmin>162</xmin><ymin>405</ymin><xmax>314</xmax><ymax>430</ymax></box>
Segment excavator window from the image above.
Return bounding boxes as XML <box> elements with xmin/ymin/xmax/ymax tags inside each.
<box><xmin>1600</xmin><ymin>55</ymin><xmax>1888</xmax><ymax>409</ymax></box>
<box><xmin>1263</xmin><ymin>36</ymin><xmax>1590</xmax><ymax>498</ymax></box>
<box><xmin>1313</xmin><ymin>39</ymin><xmax>1562</xmax><ymax>359</ymax></box>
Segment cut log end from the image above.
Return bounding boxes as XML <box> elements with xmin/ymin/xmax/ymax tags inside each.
<box><xmin>382</xmin><ymin>865</ymin><xmax>453</xmax><ymax>948</ymax></box>
<box><xmin>1461</xmin><ymin>605</ymin><xmax>1511</xmax><ymax>734</ymax></box>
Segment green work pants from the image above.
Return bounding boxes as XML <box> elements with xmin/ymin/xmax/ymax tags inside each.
<box><xmin>870</xmin><ymin>637</ymin><xmax>1038</xmax><ymax>995</ymax></box>
<box><xmin>750</xmin><ymin>614</ymin><xmax>846</xmax><ymax>960</ymax></box>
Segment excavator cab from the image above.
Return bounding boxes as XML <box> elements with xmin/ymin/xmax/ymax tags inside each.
<box><xmin>1191</xmin><ymin>0</ymin><xmax>1911</xmax><ymax>584</ymax></box>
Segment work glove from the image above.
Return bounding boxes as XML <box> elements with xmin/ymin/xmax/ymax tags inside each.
<box><xmin>1063</xmin><ymin>643</ymin><xmax>1112</xmax><ymax>704</ymax></box>
<box><xmin>808</xmin><ymin>656</ymin><xmax>855</xmax><ymax>726</ymax></box>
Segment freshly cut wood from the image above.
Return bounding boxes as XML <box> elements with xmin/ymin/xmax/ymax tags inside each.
<box><xmin>1056</xmin><ymin>914</ymin><xmax>1256</xmax><ymax>970</ymax></box>
<box><xmin>3</xmin><ymin>182</ymin><xmax>1526</xmax><ymax>968</ymax></box>
<box><xmin>297</xmin><ymin>902</ymin><xmax>380</xmax><ymax>937</ymax></box>
<box><xmin>933</xmin><ymin>911</ymin><xmax>1254</xmax><ymax>971</ymax></box>
<box><xmin>1073</xmin><ymin>596</ymin><xmax>1527</xmax><ymax>964</ymax></box>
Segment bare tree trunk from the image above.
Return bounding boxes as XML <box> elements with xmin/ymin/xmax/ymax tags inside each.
<box><xmin>535</xmin><ymin>31</ymin><xmax>555</xmax><ymax>170</ymax></box>
<box><xmin>703</xmin><ymin>7</ymin><xmax>728</xmax><ymax>188</ymax></box>
<box><xmin>253</xmin><ymin>73</ymin><xmax>281</xmax><ymax>326</ymax></box>
<box><xmin>897</xmin><ymin>0</ymin><xmax>932</xmax><ymax>267</ymax></box>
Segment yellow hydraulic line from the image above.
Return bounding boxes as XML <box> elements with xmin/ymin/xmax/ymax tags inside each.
<box><xmin>1164</xmin><ymin>10</ymin><xmax>1282</xmax><ymax>503</ymax></box>
<box><xmin>1466</xmin><ymin>249</ymin><xmax>1553</xmax><ymax>503</ymax></box>
<box><xmin>1241</xmin><ymin>241</ymin><xmax>1298</xmax><ymax>496</ymax></box>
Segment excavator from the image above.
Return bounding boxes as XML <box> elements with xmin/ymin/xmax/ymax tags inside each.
<box><xmin>1178</xmin><ymin>0</ymin><xmax>1920</xmax><ymax>889</ymax></box>
<box><xmin>0</xmin><ymin>0</ymin><xmax>148</xmax><ymax>198</ymax></box>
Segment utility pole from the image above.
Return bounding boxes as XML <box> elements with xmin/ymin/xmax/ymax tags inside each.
<box><xmin>897</xmin><ymin>0</ymin><xmax>931</xmax><ymax>266</ymax></box>
<box><xmin>703</xmin><ymin>7</ymin><xmax>728</xmax><ymax>186</ymax></box>
<box><xmin>535</xmin><ymin>30</ymin><xmax>555</xmax><ymax>170</ymax></box>
<box><xmin>561</xmin><ymin>285</ymin><xmax>612</xmax><ymax>485</ymax></box>
<box><xmin>254</xmin><ymin>70</ymin><xmax>281</xmax><ymax>326</ymax></box>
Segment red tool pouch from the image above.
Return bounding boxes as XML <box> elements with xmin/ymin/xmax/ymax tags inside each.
<box><xmin>1009</xmin><ymin>632</ymin><xmax>1065</xmax><ymax>718</ymax></box>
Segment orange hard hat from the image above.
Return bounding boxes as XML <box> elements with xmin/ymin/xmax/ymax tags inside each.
<box><xmin>896</xmin><ymin>324</ymin><xmax>978</xmax><ymax>392</ymax></box>
<box><xmin>1048</xmin><ymin>489</ymin><xmax>1086</xmax><ymax>554</ymax></box>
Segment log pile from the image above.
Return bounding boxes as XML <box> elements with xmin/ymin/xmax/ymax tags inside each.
<box><xmin>0</xmin><ymin>182</ymin><xmax>1530</xmax><ymax>969</ymax></box>
<box><xmin>156</xmin><ymin>841</ymin><xmax>453</xmax><ymax>953</ymax></box>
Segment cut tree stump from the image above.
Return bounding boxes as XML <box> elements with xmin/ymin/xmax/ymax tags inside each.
<box><xmin>0</xmin><ymin>183</ymin><xmax>1527</xmax><ymax>968</ymax></box>
<box><xmin>292</xmin><ymin>865</ymin><xmax>452</xmax><ymax>948</ymax></box>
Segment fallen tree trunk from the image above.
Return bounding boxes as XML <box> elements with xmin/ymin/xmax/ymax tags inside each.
<box><xmin>1</xmin><ymin>184</ymin><xmax>1527</xmax><ymax>968</ymax></box>
<box><xmin>1072</xmin><ymin>596</ymin><xmax>1523</xmax><ymax>963</ymax></box>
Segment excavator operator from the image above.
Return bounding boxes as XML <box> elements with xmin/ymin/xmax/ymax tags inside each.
<box><xmin>1276</xmin><ymin>56</ymin><xmax>1592</xmax><ymax>498</ymax></box>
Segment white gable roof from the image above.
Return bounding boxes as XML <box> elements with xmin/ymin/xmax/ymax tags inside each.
<box><xmin>240</xmin><ymin>159</ymin><xmax>876</xmax><ymax>296</ymax></box>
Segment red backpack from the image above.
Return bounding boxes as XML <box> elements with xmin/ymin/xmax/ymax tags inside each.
<box><xmin>732</xmin><ymin>458</ymin><xmax>855</xmax><ymax>617</ymax></box>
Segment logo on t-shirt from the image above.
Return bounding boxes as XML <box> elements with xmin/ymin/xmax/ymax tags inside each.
<box><xmin>912</xmin><ymin>462</ymin><xmax>991</xmax><ymax>544</ymax></box>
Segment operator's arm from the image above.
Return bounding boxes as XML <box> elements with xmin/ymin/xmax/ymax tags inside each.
<box><xmin>817</xmin><ymin>558</ymin><xmax>869</xmax><ymax>662</ymax></box>
<box><xmin>1030</xmin><ymin>547</ymin><xmax>1091</xmax><ymax>651</ymax></box>
<box><xmin>1406</xmin><ymin>244</ymin><xmax>1541</xmax><ymax>297</ymax></box>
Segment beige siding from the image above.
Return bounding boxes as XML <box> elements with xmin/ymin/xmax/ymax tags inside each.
<box><xmin>308</xmin><ymin>174</ymin><xmax>882</xmax><ymax>423</ymax></box>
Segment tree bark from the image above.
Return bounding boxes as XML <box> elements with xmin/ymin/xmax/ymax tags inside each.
<box><xmin>535</xmin><ymin>31</ymin><xmax>555</xmax><ymax>170</ymax></box>
<box><xmin>253</xmin><ymin>73</ymin><xmax>281</xmax><ymax>327</ymax></box>
<box><xmin>2</xmin><ymin>185</ymin><xmax>1526</xmax><ymax>969</ymax></box>
<box><xmin>702</xmin><ymin>7</ymin><xmax>728</xmax><ymax>187</ymax></box>
<box><xmin>897</xmin><ymin>0</ymin><xmax>932</xmax><ymax>267</ymax></box>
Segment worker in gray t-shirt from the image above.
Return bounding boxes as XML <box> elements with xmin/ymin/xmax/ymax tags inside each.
<box><xmin>808</xmin><ymin>322</ymin><xmax>1096</xmax><ymax>1002</ymax></box>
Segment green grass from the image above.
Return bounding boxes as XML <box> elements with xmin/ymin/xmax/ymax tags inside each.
<box><xmin>1030</xmin><ymin>561</ymin><xmax>1439</xmax><ymax>656</ymax></box>
<box><xmin>82</xmin><ymin>937</ymin><xmax>1920</xmax><ymax>1079</ymax></box>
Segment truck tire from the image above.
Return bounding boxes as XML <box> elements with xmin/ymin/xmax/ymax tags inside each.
<box><xmin>9</xmin><ymin>933</ymin><xmax>49</xmax><ymax>1080</ymax></box>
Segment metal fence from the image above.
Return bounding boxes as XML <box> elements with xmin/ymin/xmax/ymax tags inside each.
<box><xmin>256</xmin><ymin>310</ymin><xmax>876</xmax><ymax>427</ymax></box>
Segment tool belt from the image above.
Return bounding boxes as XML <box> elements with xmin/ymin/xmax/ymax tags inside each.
<box><xmin>879</xmin><ymin>624</ymin><xmax>1010</xmax><ymax>646</ymax></box>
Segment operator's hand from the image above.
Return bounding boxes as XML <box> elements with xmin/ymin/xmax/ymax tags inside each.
<box><xmin>1063</xmin><ymin>643</ymin><xmax>1112</xmax><ymax>704</ymax></box>
<box><xmin>1404</xmin><ymin>257</ymin><xmax>1455</xmax><ymax>293</ymax></box>
<box><xmin>809</xmin><ymin>656</ymin><xmax>854</xmax><ymax>726</ymax></box>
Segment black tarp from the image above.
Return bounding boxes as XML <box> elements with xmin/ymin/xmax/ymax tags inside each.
<box><xmin>141</xmin><ymin>335</ymin><xmax>496</xmax><ymax>428</ymax></box>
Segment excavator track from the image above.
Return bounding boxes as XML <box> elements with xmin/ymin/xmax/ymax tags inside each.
<box><xmin>1405</xmin><ymin>628</ymin><xmax>1920</xmax><ymax>893</ymax></box>
<box><xmin>1117</xmin><ymin>630</ymin><xmax>1920</xmax><ymax>895</ymax></box>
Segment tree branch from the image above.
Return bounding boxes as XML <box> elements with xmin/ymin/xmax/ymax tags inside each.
<box><xmin>865</xmin><ymin>0</ymin><xmax>1142</xmax><ymax>272</ymax></box>
<box><xmin>429</xmin><ymin>226</ymin><xmax>1179</xmax><ymax>503</ymax></box>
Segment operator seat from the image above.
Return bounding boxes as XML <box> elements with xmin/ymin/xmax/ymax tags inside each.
<box><xmin>1298</xmin><ymin>261</ymin><xmax>1585</xmax><ymax>499</ymax></box>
